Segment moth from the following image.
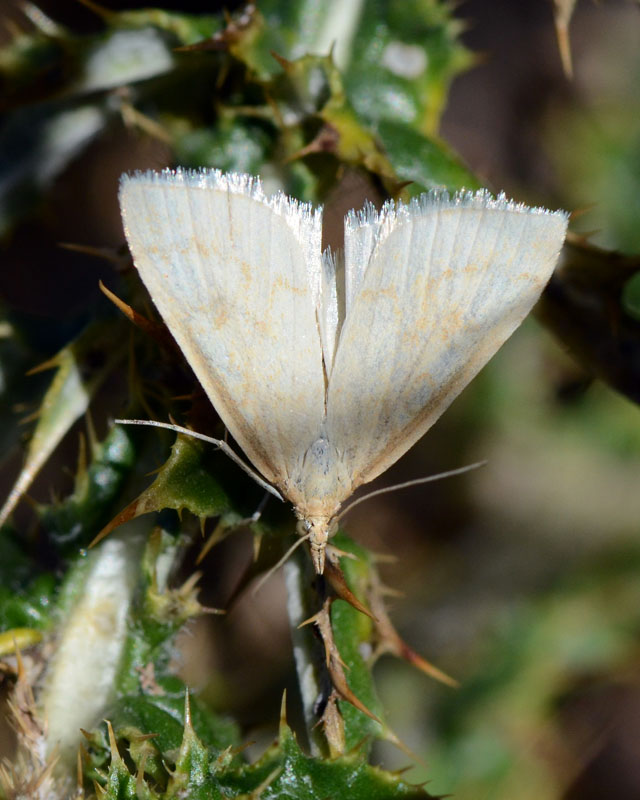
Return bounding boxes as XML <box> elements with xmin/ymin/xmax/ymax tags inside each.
<box><xmin>119</xmin><ymin>169</ymin><xmax>567</xmax><ymax>572</ymax></box>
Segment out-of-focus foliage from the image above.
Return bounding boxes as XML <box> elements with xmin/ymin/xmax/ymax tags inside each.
<box><xmin>538</xmin><ymin>240</ymin><xmax>640</xmax><ymax>404</ymax></box>
<box><xmin>419</xmin><ymin>551</ymin><xmax>640</xmax><ymax>799</ymax></box>
<box><xmin>541</xmin><ymin>11</ymin><xmax>640</xmax><ymax>400</ymax></box>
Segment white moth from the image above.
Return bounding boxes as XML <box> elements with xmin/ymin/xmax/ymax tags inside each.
<box><xmin>119</xmin><ymin>169</ymin><xmax>567</xmax><ymax>573</ymax></box>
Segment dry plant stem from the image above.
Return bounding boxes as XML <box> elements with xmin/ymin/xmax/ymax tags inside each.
<box><xmin>283</xmin><ymin>547</ymin><xmax>332</xmax><ymax>756</ymax></box>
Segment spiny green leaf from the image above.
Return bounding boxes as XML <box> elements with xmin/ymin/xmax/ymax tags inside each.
<box><xmin>108</xmin><ymin>7</ymin><xmax>222</xmax><ymax>46</ymax></box>
<box><xmin>40</xmin><ymin>424</ymin><xmax>136</xmax><ymax>553</ymax></box>
<box><xmin>0</xmin><ymin>521</ymin><xmax>57</xmax><ymax>630</ymax></box>
<box><xmin>0</xmin><ymin>6</ymin><xmax>221</xmax><ymax>108</ymax></box>
<box><xmin>172</xmin><ymin>115</ymin><xmax>274</xmax><ymax>175</ymax></box>
<box><xmin>377</xmin><ymin>120</ymin><xmax>480</xmax><ymax>193</ymax></box>
<box><xmin>0</xmin><ymin>571</ymin><xmax>55</xmax><ymax>631</ymax></box>
<box><xmin>105</xmin><ymin>692</ymin><xmax>239</xmax><ymax>759</ymax></box>
<box><xmin>94</xmin><ymin>711</ymin><xmax>438</xmax><ymax>798</ymax></box>
<box><xmin>115</xmin><ymin>530</ymin><xmax>208</xmax><ymax>694</ymax></box>
<box><xmin>103</xmin><ymin>757</ymin><xmax>140</xmax><ymax>800</ymax></box>
<box><xmin>88</xmin><ymin>693</ymin><xmax>240</xmax><ymax>799</ymax></box>
<box><xmin>125</xmin><ymin>434</ymin><xmax>231</xmax><ymax>520</ymax></box>
<box><xmin>0</xmin><ymin>319</ymin><xmax>127</xmax><ymax>529</ymax></box>
<box><xmin>344</xmin><ymin>0</ymin><xmax>471</xmax><ymax>135</ymax></box>
<box><xmin>93</xmin><ymin>434</ymin><xmax>236</xmax><ymax>550</ymax></box>
<box><xmin>244</xmin><ymin>0</ymin><xmax>470</xmax><ymax>134</ymax></box>
<box><xmin>265</xmin><ymin>53</ymin><xmax>398</xmax><ymax>196</ymax></box>
<box><xmin>169</xmin><ymin>699</ymin><xmax>218</xmax><ymax>798</ymax></box>
<box><xmin>222</xmin><ymin>719</ymin><xmax>438</xmax><ymax>799</ymax></box>
<box><xmin>330</xmin><ymin>535</ymin><xmax>384</xmax><ymax>752</ymax></box>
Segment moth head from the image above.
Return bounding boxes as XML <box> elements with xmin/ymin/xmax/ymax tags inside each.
<box><xmin>296</xmin><ymin>515</ymin><xmax>338</xmax><ymax>574</ymax></box>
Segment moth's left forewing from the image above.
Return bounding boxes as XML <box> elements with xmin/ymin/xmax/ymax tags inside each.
<box><xmin>326</xmin><ymin>193</ymin><xmax>568</xmax><ymax>489</ymax></box>
<box><xmin>119</xmin><ymin>171</ymin><xmax>327</xmax><ymax>491</ymax></box>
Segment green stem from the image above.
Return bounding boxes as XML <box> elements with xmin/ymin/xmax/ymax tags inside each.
<box><xmin>283</xmin><ymin>547</ymin><xmax>329</xmax><ymax>756</ymax></box>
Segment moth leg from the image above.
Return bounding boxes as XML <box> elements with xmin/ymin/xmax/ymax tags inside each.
<box><xmin>115</xmin><ymin>418</ymin><xmax>284</xmax><ymax>500</ymax></box>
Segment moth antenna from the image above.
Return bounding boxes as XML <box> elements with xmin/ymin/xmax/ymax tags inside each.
<box><xmin>336</xmin><ymin>461</ymin><xmax>487</xmax><ymax>522</ymax></box>
<box><xmin>114</xmin><ymin>418</ymin><xmax>284</xmax><ymax>501</ymax></box>
<box><xmin>252</xmin><ymin>532</ymin><xmax>312</xmax><ymax>595</ymax></box>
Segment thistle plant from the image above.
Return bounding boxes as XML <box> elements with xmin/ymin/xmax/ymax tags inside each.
<box><xmin>0</xmin><ymin>2</ymin><xmax>638</xmax><ymax>799</ymax></box>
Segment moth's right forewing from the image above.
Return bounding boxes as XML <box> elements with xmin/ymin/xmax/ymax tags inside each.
<box><xmin>327</xmin><ymin>196</ymin><xmax>568</xmax><ymax>489</ymax></box>
<box><xmin>119</xmin><ymin>173</ymin><xmax>327</xmax><ymax>488</ymax></box>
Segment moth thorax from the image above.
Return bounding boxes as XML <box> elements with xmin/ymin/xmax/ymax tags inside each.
<box><xmin>296</xmin><ymin>436</ymin><xmax>351</xmax><ymax>503</ymax></box>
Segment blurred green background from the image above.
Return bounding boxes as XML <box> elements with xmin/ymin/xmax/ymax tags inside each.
<box><xmin>0</xmin><ymin>1</ymin><xmax>639</xmax><ymax>798</ymax></box>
